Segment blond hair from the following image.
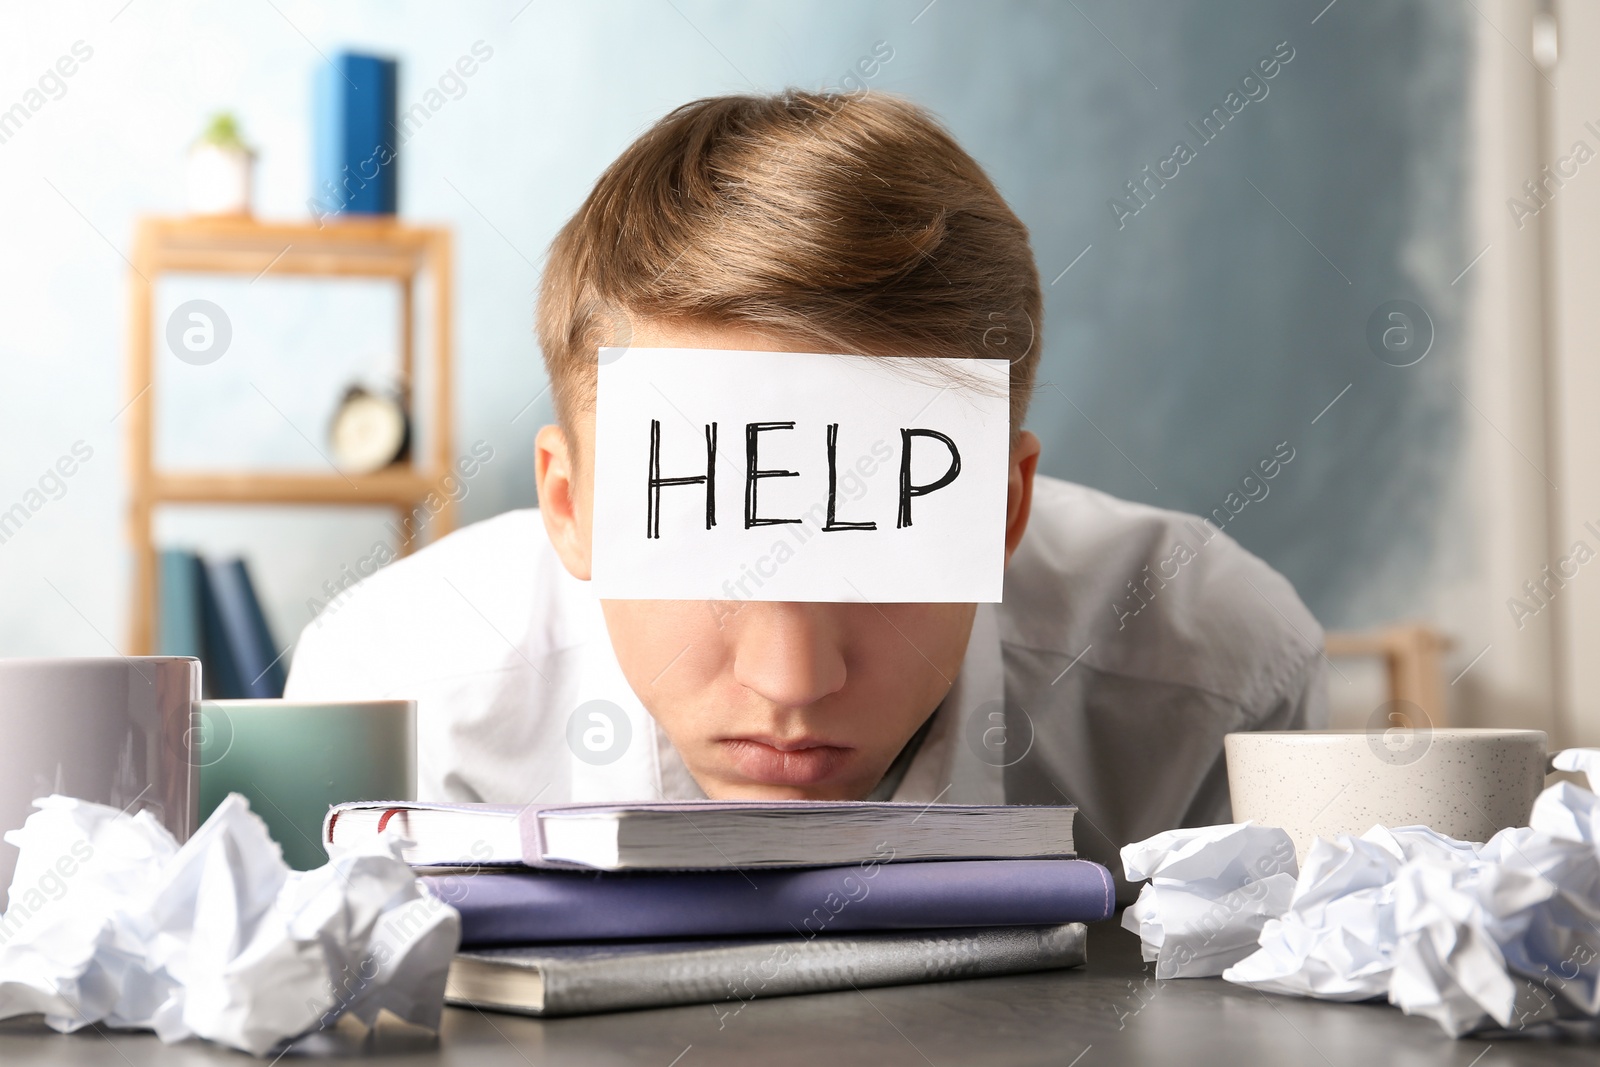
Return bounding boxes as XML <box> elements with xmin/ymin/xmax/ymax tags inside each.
<box><xmin>537</xmin><ymin>90</ymin><xmax>1041</xmax><ymax>437</ymax></box>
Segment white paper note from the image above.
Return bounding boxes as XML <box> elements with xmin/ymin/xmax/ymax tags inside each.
<box><xmin>592</xmin><ymin>348</ymin><xmax>1011</xmax><ymax>602</ymax></box>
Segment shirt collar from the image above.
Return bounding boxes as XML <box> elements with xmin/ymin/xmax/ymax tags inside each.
<box><xmin>565</xmin><ymin>593</ymin><xmax>678</xmax><ymax>802</ymax></box>
<box><xmin>888</xmin><ymin>602</ymin><xmax>1007</xmax><ymax>804</ymax></box>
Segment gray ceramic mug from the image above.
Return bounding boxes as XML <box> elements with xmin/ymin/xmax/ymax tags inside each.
<box><xmin>0</xmin><ymin>657</ymin><xmax>200</xmax><ymax>905</ymax></box>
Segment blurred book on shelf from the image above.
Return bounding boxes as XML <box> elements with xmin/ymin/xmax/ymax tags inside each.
<box><xmin>157</xmin><ymin>549</ymin><xmax>285</xmax><ymax>698</ymax></box>
<box><xmin>313</xmin><ymin>51</ymin><xmax>399</xmax><ymax>218</ymax></box>
<box><xmin>157</xmin><ymin>548</ymin><xmax>205</xmax><ymax>661</ymax></box>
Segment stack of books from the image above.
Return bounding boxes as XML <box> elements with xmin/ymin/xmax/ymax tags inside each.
<box><xmin>325</xmin><ymin>798</ymin><xmax>1112</xmax><ymax>1016</ymax></box>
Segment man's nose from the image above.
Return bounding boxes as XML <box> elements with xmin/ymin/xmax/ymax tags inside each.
<box><xmin>731</xmin><ymin>603</ymin><xmax>848</xmax><ymax>710</ymax></box>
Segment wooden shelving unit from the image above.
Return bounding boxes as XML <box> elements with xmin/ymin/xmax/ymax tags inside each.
<box><xmin>123</xmin><ymin>215</ymin><xmax>456</xmax><ymax>655</ymax></box>
<box><xmin>1325</xmin><ymin>624</ymin><xmax>1453</xmax><ymax>727</ymax></box>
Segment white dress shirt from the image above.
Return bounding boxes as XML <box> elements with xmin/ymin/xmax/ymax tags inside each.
<box><xmin>286</xmin><ymin>475</ymin><xmax>1326</xmax><ymax>897</ymax></box>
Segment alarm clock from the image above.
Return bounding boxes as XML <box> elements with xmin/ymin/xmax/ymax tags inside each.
<box><xmin>329</xmin><ymin>385</ymin><xmax>410</xmax><ymax>474</ymax></box>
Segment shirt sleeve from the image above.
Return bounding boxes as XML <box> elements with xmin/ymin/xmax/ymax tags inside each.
<box><xmin>281</xmin><ymin>609</ymin><xmax>381</xmax><ymax>701</ymax></box>
<box><xmin>1179</xmin><ymin>649</ymin><xmax>1329</xmax><ymax>829</ymax></box>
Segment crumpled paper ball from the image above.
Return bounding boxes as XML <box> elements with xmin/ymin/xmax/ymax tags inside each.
<box><xmin>1123</xmin><ymin>748</ymin><xmax>1600</xmax><ymax>1038</ymax></box>
<box><xmin>0</xmin><ymin>792</ymin><xmax>460</xmax><ymax>1056</ymax></box>
<box><xmin>1221</xmin><ymin>824</ymin><xmax>1478</xmax><ymax>1003</ymax></box>
<box><xmin>1120</xmin><ymin>822</ymin><xmax>1299</xmax><ymax>977</ymax></box>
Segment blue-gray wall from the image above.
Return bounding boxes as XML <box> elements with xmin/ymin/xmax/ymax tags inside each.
<box><xmin>984</xmin><ymin>0</ymin><xmax>1471</xmax><ymax>628</ymax></box>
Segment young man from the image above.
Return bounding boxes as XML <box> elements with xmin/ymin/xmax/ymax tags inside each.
<box><xmin>286</xmin><ymin>91</ymin><xmax>1325</xmax><ymax>891</ymax></box>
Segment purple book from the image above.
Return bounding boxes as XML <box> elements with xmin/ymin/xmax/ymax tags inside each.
<box><xmin>426</xmin><ymin>858</ymin><xmax>1114</xmax><ymax>946</ymax></box>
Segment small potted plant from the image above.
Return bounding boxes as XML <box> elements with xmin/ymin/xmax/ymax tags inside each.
<box><xmin>186</xmin><ymin>112</ymin><xmax>255</xmax><ymax>216</ymax></box>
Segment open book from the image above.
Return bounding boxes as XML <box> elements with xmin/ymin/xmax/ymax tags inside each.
<box><xmin>324</xmin><ymin>798</ymin><xmax>1076</xmax><ymax>871</ymax></box>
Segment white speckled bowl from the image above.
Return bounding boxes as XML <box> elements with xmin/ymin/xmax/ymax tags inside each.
<box><xmin>1225</xmin><ymin>728</ymin><xmax>1549</xmax><ymax>860</ymax></box>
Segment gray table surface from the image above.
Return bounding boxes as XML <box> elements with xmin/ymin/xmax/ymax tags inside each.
<box><xmin>0</xmin><ymin>919</ymin><xmax>1592</xmax><ymax>1065</ymax></box>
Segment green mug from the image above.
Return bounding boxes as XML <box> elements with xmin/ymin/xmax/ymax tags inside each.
<box><xmin>196</xmin><ymin>699</ymin><xmax>416</xmax><ymax>870</ymax></box>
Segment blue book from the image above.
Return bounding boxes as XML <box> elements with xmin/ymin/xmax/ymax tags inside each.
<box><xmin>425</xmin><ymin>860</ymin><xmax>1115</xmax><ymax>946</ymax></box>
<box><xmin>202</xmin><ymin>557</ymin><xmax>285</xmax><ymax>698</ymax></box>
<box><xmin>197</xmin><ymin>558</ymin><xmax>241</xmax><ymax>699</ymax></box>
<box><xmin>312</xmin><ymin>51</ymin><xmax>398</xmax><ymax>217</ymax></box>
<box><xmin>157</xmin><ymin>548</ymin><xmax>204</xmax><ymax>659</ymax></box>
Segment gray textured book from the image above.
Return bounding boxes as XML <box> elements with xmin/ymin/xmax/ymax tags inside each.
<box><xmin>444</xmin><ymin>923</ymin><xmax>1088</xmax><ymax>1017</ymax></box>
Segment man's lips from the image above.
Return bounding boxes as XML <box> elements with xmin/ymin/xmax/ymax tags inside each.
<box><xmin>719</xmin><ymin>737</ymin><xmax>852</xmax><ymax>786</ymax></box>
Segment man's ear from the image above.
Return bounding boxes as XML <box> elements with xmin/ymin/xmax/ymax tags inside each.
<box><xmin>1004</xmin><ymin>430</ymin><xmax>1042</xmax><ymax>566</ymax></box>
<box><xmin>535</xmin><ymin>423</ymin><xmax>593</xmax><ymax>580</ymax></box>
